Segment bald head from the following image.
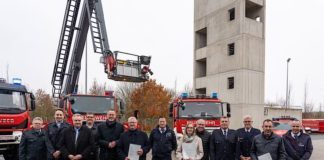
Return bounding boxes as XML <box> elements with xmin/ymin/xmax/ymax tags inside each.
<box><xmin>128</xmin><ymin>117</ymin><xmax>138</xmax><ymax>130</ymax></box>
<box><xmin>196</xmin><ymin>119</ymin><xmax>206</xmax><ymax>132</ymax></box>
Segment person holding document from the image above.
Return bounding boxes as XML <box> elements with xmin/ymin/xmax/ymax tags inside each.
<box><xmin>117</xmin><ymin>117</ymin><xmax>150</xmax><ymax>160</ymax></box>
<box><xmin>176</xmin><ymin>123</ymin><xmax>204</xmax><ymax>160</ymax></box>
<box><xmin>250</xmin><ymin>119</ymin><xmax>287</xmax><ymax>160</ymax></box>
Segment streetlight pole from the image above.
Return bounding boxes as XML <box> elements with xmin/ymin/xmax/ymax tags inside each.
<box><xmin>286</xmin><ymin>58</ymin><xmax>291</xmax><ymax>109</ymax></box>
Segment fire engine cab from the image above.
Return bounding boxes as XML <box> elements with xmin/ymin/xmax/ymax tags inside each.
<box><xmin>169</xmin><ymin>92</ymin><xmax>230</xmax><ymax>139</ymax></box>
<box><xmin>0</xmin><ymin>78</ymin><xmax>35</xmax><ymax>160</ymax></box>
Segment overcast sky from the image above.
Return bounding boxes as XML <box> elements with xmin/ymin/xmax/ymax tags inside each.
<box><xmin>0</xmin><ymin>0</ymin><xmax>323</xmax><ymax>109</ymax></box>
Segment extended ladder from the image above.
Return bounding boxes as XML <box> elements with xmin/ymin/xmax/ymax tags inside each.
<box><xmin>51</xmin><ymin>0</ymin><xmax>81</xmax><ymax>101</ymax></box>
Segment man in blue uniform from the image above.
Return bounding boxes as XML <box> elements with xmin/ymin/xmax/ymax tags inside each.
<box><xmin>236</xmin><ymin>115</ymin><xmax>261</xmax><ymax>160</ymax></box>
<box><xmin>19</xmin><ymin>117</ymin><xmax>54</xmax><ymax>160</ymax></box>
<box><xmin>283</xmin><ymin>120</ymin><xmax>313</xmax><ymax>160</ymax></box>
<box><xmin>149</xmin><ymin>117</ymin><xmax>177</xmax><ymax>160</ymax></box>
<box><xmin>210</xmin><ymin>116</ymin><xmax>237</xmax><ymax>160</ymax></box>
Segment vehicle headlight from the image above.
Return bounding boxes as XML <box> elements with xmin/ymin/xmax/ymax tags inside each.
<box><xmin>13</xmin><ymin>131</ymin><xmax>23</xmax><ymax>142</ymax></box>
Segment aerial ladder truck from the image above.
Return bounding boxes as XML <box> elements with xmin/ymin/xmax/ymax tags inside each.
<box><xmin>51</xmin><ymin>0</ymin><xmax>152</xmax><ymax>123</ymax></box>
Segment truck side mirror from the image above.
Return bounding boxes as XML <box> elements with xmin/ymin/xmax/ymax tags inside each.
<box><xmin>30</xmin><ymin>93</ymin><xmax>36</xmax><ymax>111</ymax></box>
<box><xmin>169</xmin><ymin>103</ymin><xmax>173</xmax><ymax>118</ymax></box>
<box><xmin>226</xmin><ymin>103</ymin><xmax>231</xmax><ymax>117</ymax></box>
<box><xmin>68</xmin><ymin>97</ymin><xmax>75</xmax><ymax>104</ymax></box>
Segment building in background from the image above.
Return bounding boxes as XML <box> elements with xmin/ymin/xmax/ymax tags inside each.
<box><xmin>193</xmin><ymin>0</ymin><xmax>265</xmax><ymax>128</ymax></box>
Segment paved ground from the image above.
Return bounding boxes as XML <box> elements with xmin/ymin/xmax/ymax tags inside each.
<box><xmin>1</xmin><ymin>134</ymin><xmax>324</xmax><ymax>160</ymax></box>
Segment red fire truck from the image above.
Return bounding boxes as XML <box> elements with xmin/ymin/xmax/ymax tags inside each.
<box><xmin>169</xmin><ymin>92</ymin><xmax>231</xmax><ymax>137</ymax></box>
<box><xmin>51</xmin><ymin>0</ymin><xmax>152</xmax><ymax>123</ymax></box>
<box><xmin>62</xmin><ymin>92</ymin><xmax>124</xmax><ymax>124</ymax></box>
<box><xmin>302</xmin><ymin>119</ymin><xmax>324</xmax><ymax>133</ymax></box>
<box><xmin>0</xmin><ymin>78</ymin><xmax>35</xmax><ymax>160</ymax></box>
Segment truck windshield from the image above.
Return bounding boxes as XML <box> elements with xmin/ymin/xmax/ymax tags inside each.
<box><xmin>0</xmin><ymin>90</ymin><xmax>26</xmax><ymax>113</ymax></box>
<box><xmin>178</xmin><ymin>101</ymin><xmax>222</xmax><ymax>118</ymax></box>
<box><xmin>70</xmin><ymin>96</ymin><xmax>114</xmax><ymax>114</ymax></box>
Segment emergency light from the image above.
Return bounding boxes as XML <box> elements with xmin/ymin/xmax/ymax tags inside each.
<box><xmin>181</xmin><ymin>92</ymin><xmax>189</xmax><ymax>99</ymax></box>
<box><xmin>12</xmin><ymin>78</ymin><xmax>22</xmax><ymax>85</ymax></box>
<box><xmin>211</xmin><ymin>92</ymin><xmax>218</xmax><ymax>99</ymax></box>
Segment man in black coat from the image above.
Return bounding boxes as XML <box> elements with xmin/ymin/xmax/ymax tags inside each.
<box><xmin>196</xmin><ymin>119</ymin><xmax>211</xmax><ymax>160</ymax></box>
<box><xmin>236</xmin><ymin>115</ymin><xmax>261</xmax><ymax>160</ymax></box>
<box><xmin>97</xmin><ymin>110</ymin><xmax>124</xmax><ymax>160</ymax></box>
<box><xmin>149</xmin><ymin>117</ymin><xmax>177</xmax><ymax>160</ymax></box>
<box><xmin>210</xmin><ymin>116</ymin><xmax>237</xmax><ymax>160</ymax></box>
<box><xmin>283</xmin><ymin>120</ymin><xmax>313</xmax><ymax>160</ymax></box>
<box><xmin>84</xmin><ymin>112</ymin><xmax>99</xmax><ymax>160</ymax></box>
<box><xmin>19</xmin><ymin>117</ymin><xmax>54</xmax><ymax>160</ymax></box>
<box><xmin>47</xmin><ymin>109</ymin><xmax>71</xmax><ymax>160</ymax></box>
<box><xmin>58</xmin><ymin>113</ymin><xmax>95</xmax><ymax>160</ymax></box>
<box><xmin>117</xmin><ymin>117</ymin><xmax>150</xmax><ymax>160</ymax></box>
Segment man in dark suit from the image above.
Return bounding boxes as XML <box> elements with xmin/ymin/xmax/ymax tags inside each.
<box><xmin>58</xmin><ymin>114</ymin><xmax>95</xmax><ymax>160</ymax></box>
<box><xmin>117</xmin><ymin>117</ymin><xmax>150</xmax><ymax>160</ymax></box>
<box><xmin>210</xmin><ymin>116</ymin><xmax>237</xmax><ymax>160</ymax></box>
<box><xmin>47</xmin><ymin>109</ymin><xmax>70</xmax><ymax>160</ymax></box>
<box><xmin>19</xmin><ymin>117</ymin><xmax>54</xmax><ymax>160</ymax></box>
<box><xmin>236</xmin><ymin>115</ymin><xmax>261</xmax><ymax>160</ymax></box>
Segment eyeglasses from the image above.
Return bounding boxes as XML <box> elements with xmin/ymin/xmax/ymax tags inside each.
<box><xmin>244</xmin><ymin>121</ymin><xmax>252</xmax><ymax>122</ymax></box>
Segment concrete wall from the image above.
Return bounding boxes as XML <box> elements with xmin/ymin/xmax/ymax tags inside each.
<box><xmin>194</xmin><ymin>0</ymin><xmax>266</xmax><ymax>129</ymax></box>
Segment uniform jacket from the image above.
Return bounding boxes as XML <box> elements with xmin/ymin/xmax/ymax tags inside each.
<box><xmin>210</xmin><ymin>129</ymin><xmax>237</xmax><ymax>160</ymax></box>
<box><xmin>97</xmin><ymin>120</ymin><xmax>124</xmax><ymax>160</ymax></box>
<box><xmin>251</xmin><ymin>132</ymin><xmax>287</xmax><ymax>160</ymax></box>
<box><xmin>117</xmin><ymin>129</ymin><xmax>150</xmax><ymax>160</ymax></box>
<box><xmin>47</xmin><ymin>121</ymin><xmax>70</xmax><ymax>150</ymax></box>
<box><xmin>19</xmin><ymin>129</ymin><xmax>54</xmax><ymax>160</ymax></box>
<box><xmin>196</xmin><ymin>129</ymin><xmax>211</xmax><ymax>160</ymax></box>
<box><xmin>283</xmin><ymin>130</ymin><xmax>313</xmax><ymax>160</ymax></box>
<box><xmin>58</xmin><ymin>125</ymin><xmax>95</xmax><ymax>160</ymax></box>
<box><xmin>235</xmin><ymin>127</ymin><xmax>261</xmax><ymax>158</ymax></box>
<box><xmin>149</xmin><ymin>126</ymin><xmax>177</xmax><ymax>160</ymax></box>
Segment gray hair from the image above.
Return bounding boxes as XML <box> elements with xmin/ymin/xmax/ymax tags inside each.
<box><xmin>243</xmin><ymin>115</ymin><xmax>252</xmax><ymax>120</ymax></box>
<box><xmin>72</xmin><ymin>113</ymin><xmax>83</xmax><ymax>120</ymax></box>
<box><xmin>32</xmin><ymin>117</ymin><xmax>43</xmax><ymax>122</ymax></box>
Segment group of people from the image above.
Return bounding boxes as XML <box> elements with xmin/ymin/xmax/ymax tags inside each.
<box><xmin>19</xmin><ymin>109</ymin><xmax>313</xmax><ymax>160</ymax></box>
<box><xmin>175</xmin><ymin>116</ymin><xmax>313</xmax><ymax>160</ymax></box>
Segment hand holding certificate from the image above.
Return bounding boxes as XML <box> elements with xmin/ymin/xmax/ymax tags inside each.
<box><xmin>258</xmin><ymin>153</ymin><xmax>272</xmax><ymax>160</ymax></box>
<box><xmin>182</xmin><ymin>142</ymin><xmax>197</xmax><ymax>159</ymax></box>
<box><xmin>128</xmin><ymin>144</ymin><xmax>141</xmax><ymax>160</ymax></box>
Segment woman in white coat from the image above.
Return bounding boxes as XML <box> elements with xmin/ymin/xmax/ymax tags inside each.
<box><xmin>176</xmin><ymin>123</ymin><xmax>204</xmax><ymax>160</ymax></box>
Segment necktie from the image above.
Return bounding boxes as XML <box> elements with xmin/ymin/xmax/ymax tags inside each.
<box><xmin>224</xmin><ymin>130</ymin><xmax>227</xmax><ymax>138</ymax></box>
<box><xmin>294</xmin><ymin>134</ymin><xmax>298</xmax><ymax>141</ymax></box>
<box><xmin>75</xmin><ymin>129</ymin><xmax>79</xmax><ymax>146</ymax></box>
<box><xmin>161</xmin><ymin>128</ymin><xmax>165</xmax><ymax>134</ymax></box>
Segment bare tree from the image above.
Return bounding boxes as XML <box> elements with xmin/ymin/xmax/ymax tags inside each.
<box><xmin>303</xmin><ymin>81</ymin><xmax>308</xmax><ymax>112</ymax></box>
<box><xmin>287</xmin><ymin>83</ymin><xmax>293</xmax><ymax>108</ymax></box>
<box><xmin>115</xmin><ymin>82</ymin><xmax>139</xmax><ymax>105</ymax></box>
<box><xmin>88</xmin><ymin>79</ymin><xmax>113</xmax><ymax>95</ymax></box>
<box><xmin>182</xmin><ymin>83</ymin><xmax>194</xmax><ymax>95</ymax></box>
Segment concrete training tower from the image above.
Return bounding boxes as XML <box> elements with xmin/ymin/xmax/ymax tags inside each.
<box><xmin>193</xmin><ymin>0</ymin><xmax>265</xmax><ymax>128</ymax></box>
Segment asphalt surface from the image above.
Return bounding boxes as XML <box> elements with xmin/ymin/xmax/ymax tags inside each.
<box><xmin>1</xmin><ymin>134</ymin><xmax>324</xmax><ymax>160</ymax></box>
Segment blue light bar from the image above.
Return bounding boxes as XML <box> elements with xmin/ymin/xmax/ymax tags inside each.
<box><xmin>211</xmin><ymin>92</ymin><xmax>218</xmax><ymax>99</ymax></box>
<box><xmin>181</xmin><ymin>92</ymin><xmax>189</xmax><ymax>99</ymax></box>
<box><xmin>12</xmin><ymin>78</ymin><xmax>22</xmax><ymax>85</ymax></box>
